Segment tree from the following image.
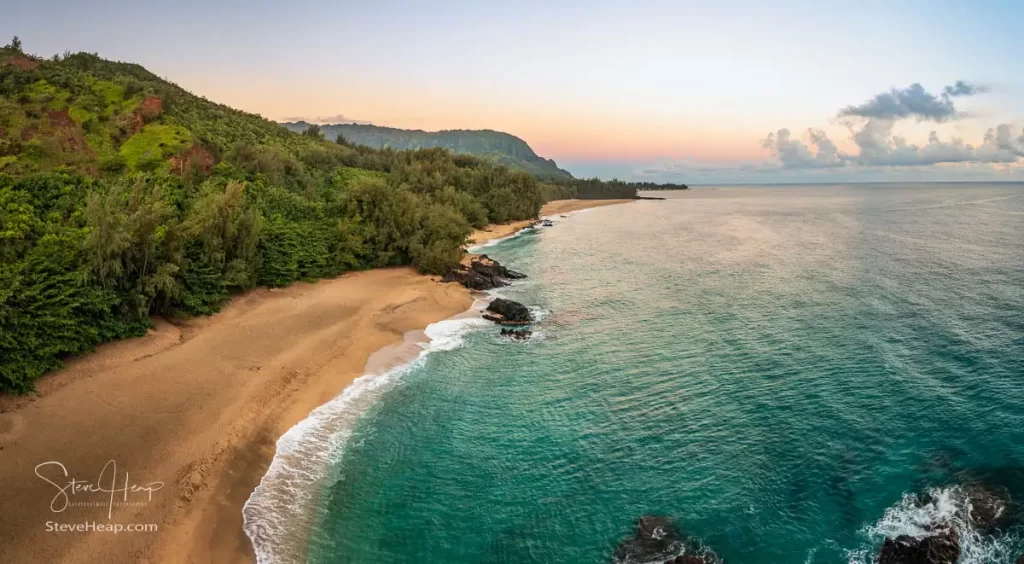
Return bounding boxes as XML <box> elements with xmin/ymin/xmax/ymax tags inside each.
<box><xmin>302</xmin><ymin>124</ymin><xmax>324</xmax><ymax>140</ymax></box>
<box><xmin>184</xmin><ymin>181</ymin><xmax>263</xmax><ymax>289</ymax></box>
<box><xmin>7</xmin><ymin>36</ymin><xmax>22</xmax><ymax>52</ymax></box>
<box><xmin>411</xmin><ymin>202</ymin><xmax>470</xmax><ymax>274</ymax></box>
<box><xmin>83</xmin><ymin>178</ymin><xmax>178</xmax><ymax>320</ymax></box>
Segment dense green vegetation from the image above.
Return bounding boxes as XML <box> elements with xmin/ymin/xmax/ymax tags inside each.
<box><xmin>631</xmin><ymin>181</ymin><xmax>689</xmax><ymax>192</ymax></box>
<box><xmin>544</xmin><ymin>177</ymin><xmax>688</xmax><ymax>199</ymax></box>
<box><xmin>281</xmin><ymin>122</ymin><xmax>574</xmax><ymax>181</ymax></box>
<box><xmin>0</xmin><ymin>40</ymin><xmax>560</xmax><ymax>393</ymax></box>
<box><xmin>0</xmin><ymin>37</ymin><xmax>692</xmax><ymax>393</ymax></box>
<box><xmin>280</xmin><ymin>124</ymin><xmax>687</xmax><ymax>199</ymax></box>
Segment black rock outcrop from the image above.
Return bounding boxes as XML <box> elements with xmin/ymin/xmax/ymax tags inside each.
<box><xmin>473</xmin><ymin>254</ymin><xmax>526</xmax><ymax>279</ymax></box>
<box><xmin>442</xmin><ymin>255</ymin><xmax>525</xmax><ymax>291</ymax></box>
<box><xmin>874</xmin><ymin>481</ymin><xmax>1013</xmax><ymax>564</ymax></box>
<box><xmin>878</xmin><ymin>527</ymin><xmax>960</xmax><ymax>564</ymax></box>
<box><xmin>484</xmin><ymin>298</ymin><xmax>532</xmax><ymax>325</ymax></box>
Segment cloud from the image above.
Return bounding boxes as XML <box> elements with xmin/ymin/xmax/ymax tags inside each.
<box><xmin>943</xmin><ymin>80</ymin><xmax>987</xmax><ymax>98</ymax></box>
<box><xmin>761</xmin><ymin>79</ymin><xmax>1024</xmax><ymax>171</ymax></box>
<box><xmin>281</xmin><ymin>113</ymin><xmax>372</xmax><ymax>125</ymax></box>
<box><xmin>832</xmin><ymin>120</ymin><xmax>1024</xmax><ymax>167</ymax></box>
<box><xmin>838</xmin><ymin>81</ymin><xmax>985</xmax><ymax>122</ymax></box>
<box><xmin>761</xmin><ymin>128</ymin><xmax>844</xmax><ymax>168</ymax></box>
<box><xmin>979</xmin><ymin>123</ymin><xmax>1024</xmax><ymax>160</ymax></box>
<box><xmin>762</xmin><ymin>121</ymin><xmax>1024</xmax><ymax>169</ymax></box>
<box><xmin>851</xmin><ymin>120</ymin><xmax>970</xmax><ymax>165</ymax></box>
<box><xmin>845</xmin><ymin>120</ymin><xmax>1024</xmax><ymax>166</ymax></box>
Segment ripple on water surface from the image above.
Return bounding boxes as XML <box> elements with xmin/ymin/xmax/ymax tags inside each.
<box><xmin>261</xmin><ymin>185</ymin><xmax>1024</xmax><ymax>563</ymax></box>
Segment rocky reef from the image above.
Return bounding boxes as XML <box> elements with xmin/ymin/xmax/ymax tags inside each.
<box><xmin>483</xmin><ymin>298</ymin><xmax>532</xmax><ymax>325</ymax></box>
<box><xmin>441</xmin><ymin>254</ymin><xmax>535</xmax><ymax>331</ymax></box>
<box><xmin>442</xmin><ymin>255</ymin><xmax>525</xmax><ymax>291</ymax></box>
<box><xmin>876</xmin><ymin>483</ymin><xmax>1012</xmax><ymax>564</ymax></box>
<box><xmin>613</xmin><ymin>516</ymin><xmax>720</xmax><ymax>564</ymax></box>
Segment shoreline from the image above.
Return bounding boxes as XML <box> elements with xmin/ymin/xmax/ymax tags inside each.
<box><xmin>242</xmin><ymin>305</ymin><xmax>493</xmax><ymax>563</ymax></box>
<box><xmin>0</xmin><ymin>198</ymin><xmax>634</xmax><ymax>564</ymax></box>
<box><xmin>468</xmin><ymin>198</ymin><xmax>635</xmax><ymax>249</ymax></box>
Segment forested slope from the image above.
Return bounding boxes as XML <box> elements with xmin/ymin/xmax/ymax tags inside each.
<box><xmin>0</xmin><ymin>39</ymin><xmax>571</xmax><ymax>392</ymax></box>
<box><xmin>0</xmin><ymin>36</ymin><xmax>680</xmax><ymax>392</ymax></box>
<box><xmin>280</xmin><ymin>122</ymin><xmax>574</xmax><ymax>181</ymax></box>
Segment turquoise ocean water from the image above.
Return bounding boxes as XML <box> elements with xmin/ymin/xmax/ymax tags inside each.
<box><xmin>247</xmin><ymin>184</ymin><xmax>1024</xmax><ymax>563</ymax></box>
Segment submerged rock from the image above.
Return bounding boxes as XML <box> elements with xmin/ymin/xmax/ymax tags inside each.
<box><xmin>484</xmin><ymin>298</ymin><xmax>532</xmax><ymax>325</ymax></box>
<box><xmin>442</xmin><ymin>255</ymin><xmax>525</xmax><ymax>291</ymax></box>
<box><xmin>962</xmin><ymin>483</ymin><xmax>1009</xmax><ymax>529</ymax></box>
<box><xmin>500</xmin><ymin>328</ymin><xmax>532</xmax><ymax>340</ymax></box>
<box><xmin>665</xmin><ymin>555</ymin><xmax>718</xmax><ymax>564</ymax></box>
<box><xmin>612</xmin><ymin>516</ymin><xmax>721</xmax><ymax>564</ymax></box>
<box><xmin>877</xmin><ymin>526</ymin><xmax>960</xmax><ymax>564</ymax></box>
<box><xmin>663</xmin><ymin>556</ymin><xmax>712</xmax><ymax>564</ymax></box>
<box><xmin>613</xmin><ymin>516</ymin><xmax>683</xmax><ymax>563</ymax></box>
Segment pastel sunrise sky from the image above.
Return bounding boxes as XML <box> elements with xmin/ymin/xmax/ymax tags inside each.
<box><xmin>8</xmin><ymin>0</ymin><xmax>1024</xmax><ymax>183</ymax></box>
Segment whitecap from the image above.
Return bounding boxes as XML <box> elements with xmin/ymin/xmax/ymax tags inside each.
<box><xmin>849</xmin><ymin>486</ymin><xmax>1019</xmax><ymax>564</ymax></box>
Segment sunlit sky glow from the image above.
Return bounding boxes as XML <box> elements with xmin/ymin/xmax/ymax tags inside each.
<box><xmin>7</xmin><ymin>0</ymin><xmax>1024</xmax><ymax>183</ymax></box>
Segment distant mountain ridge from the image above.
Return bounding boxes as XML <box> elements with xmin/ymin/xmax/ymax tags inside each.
<box><xmin>280</xmin><ymin>122</ymin><xmax>573</xmax><ymax>180</ymax></box>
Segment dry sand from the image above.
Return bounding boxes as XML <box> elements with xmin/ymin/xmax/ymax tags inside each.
<box><xmin>0</xmin><ymin>198</ymin><xmax>633</xmax><ymax>564</ymax></box>
<box><xmin>540</xmin><ymin>198</ymin><xmax>634</xmax><ymax>216</ymax></box>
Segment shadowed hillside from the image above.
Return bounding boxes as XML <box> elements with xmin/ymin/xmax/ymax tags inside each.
<box><xmin>280</xmin><ymin>122</ymin><xmax>574</xmax><ymax>181</ymax></box>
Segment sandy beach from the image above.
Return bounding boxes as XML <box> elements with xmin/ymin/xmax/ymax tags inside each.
<box><xmin>0</xmin><ymin>199</ymin><xmax>631</xmax><ymax>564</ymax></box>
<box><xmin>468</xmin><ymin>199</ymin><xmax>635</xmax><ymax>247</ymax></box>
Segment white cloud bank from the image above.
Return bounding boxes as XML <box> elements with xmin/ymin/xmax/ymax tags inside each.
<box><xmin>760</xmin><ymin>81</ymin><xmax>1024</xmax><ymax>170</ymax></box>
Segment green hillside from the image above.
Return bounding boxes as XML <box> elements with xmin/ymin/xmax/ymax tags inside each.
<box><xmin>0</xmin><ymin>39</ymin><xmax>579</xmax><ymax>393</ymax></box>
<box><xmin>280</xmin><ymin>122</ymin><xmax>574</xmax><ymax>181</ymax></box>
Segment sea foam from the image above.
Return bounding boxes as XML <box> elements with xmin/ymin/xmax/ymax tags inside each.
<box><xmin>847</xmin><ymin>486</ymin><xmax>1019</xmax><ymax>564</ymax></box>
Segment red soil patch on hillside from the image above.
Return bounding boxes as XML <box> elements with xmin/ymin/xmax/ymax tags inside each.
<box><xmin>20</xmin><ymin>125</ymin><xmax>38</xmax><ymax>141</ymax></box>
<box><xmin>1</xmin><ymin>55</ymin><xmax>39</xmax><ymax>70</ymax></box>
<box><xmin>170</xmin><ymin>144</ymin><xmax>216</xmax><ymax>176</ymax></box>
<box><xmin>46</xmin><ymin>109</ymin><xmax>74</xmax><ymax>129</ymax></box>
<box><xmin>138</xmin><ymin>96</ymin><xmax>163</xmax><ymax>120</ymax></box>
<box><xmin>117</xmin><ymin>111</ymin><xmax>144</xmax><ymax>136</ymax></box>
<box><xmin>118</xmin><ymin>96</ymin><xmax>161</xmax><ymax>137</ymax></box>
<box><xmin>45</xmin><ymin>109</ymin><xmax>92</xmax><ymax>155</ymax></box>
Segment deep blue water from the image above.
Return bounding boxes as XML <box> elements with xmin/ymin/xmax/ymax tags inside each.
<box><xmin>296</xmin><ymin>184</ymin><xmax>1023</xmax><ymax>563</ymax></box>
